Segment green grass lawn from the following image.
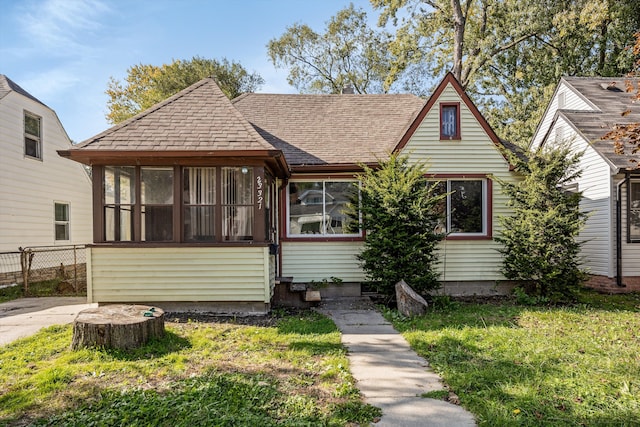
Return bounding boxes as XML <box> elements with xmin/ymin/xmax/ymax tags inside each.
<box><xmin>0</xmin><ymin>311</ymin><xmax>380</xmax><ymax>426</ymax></box>
<box><xmin>384</xmin><ymin>290</ymin><xmax>640</xmax><ymax>426</ymax></box>
<box><xmin>0</xmin><ymin>279</ymin><xmax>82</xmax><ymax>303</ymax></box>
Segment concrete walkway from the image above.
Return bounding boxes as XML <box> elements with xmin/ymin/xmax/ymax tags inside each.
<box><xmin>317</xmin><ymin>297</ymin><xmax>476</xmax><ymax>427</ymax></box>
<box><xmin>0</xmin><ymin>297</ymin><xmax>96</xmax><ymax>346</ymax></box>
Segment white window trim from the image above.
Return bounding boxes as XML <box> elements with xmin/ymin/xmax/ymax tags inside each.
<box><xmin>54</xmin><ymin>201</ymin><xmax>71</xmax><ymax>242</ymax></box>
<box><xmin>439</xmin><ymin>178</ymin><xmax>488</xmax><ymax>237</ymax></box>
<box><xmin>24</xmin><ymin>110</ymin><xmax>43</xmax><ymax>160</ymax></box>
<box><xmin>286</xmin><ymin>179</ymin><xmax>362</xmax><ymax>238</ymax></box>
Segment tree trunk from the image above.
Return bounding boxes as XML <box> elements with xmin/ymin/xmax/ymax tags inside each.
<box><xmin>451</xmin><ymin>0</ymin><xmax>466</xmax><ymax>84</ymax></box>
<box><xmin>71</xmin><ymin>305</ymin><xmax>164</xmax><ymax>350</ymax></box>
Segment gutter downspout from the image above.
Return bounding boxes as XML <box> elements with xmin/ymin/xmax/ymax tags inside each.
<box><xmin>616</xmin><ymin>173</ymin><xmax>629</xmax><ymax>287</ymax></box>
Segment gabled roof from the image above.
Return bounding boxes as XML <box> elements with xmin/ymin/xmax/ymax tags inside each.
<box><xmin>0</xmin><ymin>74</ymin><xmax>47</xmax><ymax>106</ymax></box>
<box><xmin>232</xmin><ymin>92</ymin><xmax>425</xmax><ymax>169</ymax></box>
<box><xmin>394</xmin><ymin>72</ymin><xmax>518</xmax><ymax>163</ymax></box>
<box><xmin>553</xmin><ymin>76</ymin><xmax>640</xmax><ymax>171</ymax></box>
<box><xmin>74</xmin><ymin>77</ymin><xmax>276</xmax><ymax>152</ymax></box>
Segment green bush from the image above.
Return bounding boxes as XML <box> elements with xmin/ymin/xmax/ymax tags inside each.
<box><xmin>495</xmin><ymin>144</ymin><xmax>588</xmax><ymax>302</ymax></box>
<box><xmin>348</xmin><ymin>154</ymin><xmax>445</xmax><ymax>296</ymax></box>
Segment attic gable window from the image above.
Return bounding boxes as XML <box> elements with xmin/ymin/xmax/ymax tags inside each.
<box><xmin>440</xmin><ymin>103</ymin><xmax>460</xmax><ymax>140</ymax></box>
<box><xmin>24</xmin><ymin>111</ymin><xmax>42</xmax><ymax>159</ymax></box>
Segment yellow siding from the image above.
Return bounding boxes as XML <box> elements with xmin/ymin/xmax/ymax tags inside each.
<box><xmin>281</xmin><ymin>241</ymin><xmax>365</xmax><ymax>282</ymax></box>
<box><xmin>402</xmin><ymin>84</ymin><xmax>517</xmax><ymax>282</ymax></box>
<box><xmin>88</xmin><ymin>246</ymin><xmax>270</xmax><ymax>303</ymax></box>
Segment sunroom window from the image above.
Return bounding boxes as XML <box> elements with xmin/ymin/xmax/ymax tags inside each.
<box><xmin>288</xmin><ymin>181</ymin><xmax>359</xmax><ymax>237</ymax></box>
<box><xmin>141</xmin><ymin>167</ymin><xmax>173</xmax><ymax>241</ymax></box>
<box><xmin>222</xmin><ymin>167</ymin><xmax>254</xmax><ymax>241</ymax></box>
<box><xmin>101</xmin><ymin>165</ymin><xmax>265</xmax><ymax>243</ymax></box>
<box><xmin>184</xmin><ymin>167</ymin><xmax>216</xmax><ymax>242</ymax></box>
<box><xmin>432</xmin><ymin>179</ymin><xmax>488</xmax><ymax>236</ymax></box>
<box><xmin>104</xmin><ymin>166</ymin><xmax>135</xmax><ymax>241</ymax></box>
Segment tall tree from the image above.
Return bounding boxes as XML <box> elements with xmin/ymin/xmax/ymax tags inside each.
<box><xmin>267</xmin><ymin>4</ymin><xmax>395</xmax><ymax>94</ymax></box>
<box><xmin>106</xmin><ymin>56</ymin><xmax>264</xmax><ymax>124</ymax></box>
<box><xmin>372</xmin><ymin>0</ymin><xmax>640</xmax><ymax>146</ymax></box>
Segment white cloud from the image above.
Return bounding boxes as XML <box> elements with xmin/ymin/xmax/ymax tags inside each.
<box><xmin>20</xmin><ymin>67</ymin><xmax>81</xmax><ymax>99</ymax></box>
<box><xmin>18</xmin><ymin>0</ymin><xmax>110</xmax><ymax>54</ymax></box>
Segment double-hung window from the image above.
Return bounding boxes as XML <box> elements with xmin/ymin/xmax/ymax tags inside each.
<box><xmin>54</xmin><ymin>202</ymin><xmax>70</xmax><ymax>241</ymax></box>
<box><xmin>287</xmin><ymin>180</ymin><xmax>360</xmax><ymax>237</ymax></box>
<box><xmin>432</xmin><ymin>178</ymin><xmax>489</xmax><ymax>237</ymax></box>
<box><xmin>24</xmin><ymin>111</ymin><xmax>42</xmax><ymax>159</ymax></box>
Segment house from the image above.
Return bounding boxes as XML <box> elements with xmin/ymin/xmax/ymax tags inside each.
<box><xmin>0</xmin><ymin>75</ymin><xmax>92</xmax><ymax>253</ymax></box>
<box><xmin>59</xmin><ymin>73</ymin><xmax>519</xmax><ymax>312</ymax></box>
<box><xmin>530</xmin><ymin>76</ymin><xmax>640</xmax><ymax>293</ymax></box>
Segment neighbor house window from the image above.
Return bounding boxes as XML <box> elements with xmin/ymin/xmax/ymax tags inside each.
<box><xmin>54</xmin><ymin>202</ymin><xmax>70</xmax><ymax>241</ymax></box>
<box><xmin>629</xmin><ymin>181</ymin><xmax>640</xmax><ymax>242</ymax></box>
<box><xmin>558</xmin><ymin>91</ymin><xmax>566</xmax><ymax>109</ymax></box>
<box><xmin>440</xmin><ymin>103</ymin><xmax>460</xmax><ymax>140</ymax></box>
<box><xmin>222</xmin><ymin>167</ymin><xmax>254</xmax><ymax>241</ymax></box>
<box><xmin>104</xmin><ymin>166</ymin><xmax>135</xmax><ymax>241</ymax></box>
<box><xmin>184</xmin><ymin>167</ymin><xmax>216</xmax><ymax>242</ymax></box>
<box><xmin>288</xmin><ymin>180</ymin><xmax>360</xmax><ymax>237</ymax></box>
<box><xmin>432</xmin><ymin>178</ymin><xmax>489</xmax><ymax>237</ymax></box>
<box><xmin>24</xmin><ymin>111</ymin><xmax>42</xmax><ymax>159</ymax></box>
<box><xmin>554</xmin><ymin>125</ymin><xmax>565</xmax><ymax>144</ymax></box>
<box><xmin>141</xmin><ymin>167</ymin><xmax>173</xmax><ymax>241</ymax></box>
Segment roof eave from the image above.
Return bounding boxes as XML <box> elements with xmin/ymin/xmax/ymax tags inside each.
<box><xmin>290</xmin><ymin>162</ymin><xmax>378</xmax><ymax>174</ymax></box>
<box><xmin>58</xmin><ymin>148</ymin><xmax>290</xmax><ymax>178</ymax></box>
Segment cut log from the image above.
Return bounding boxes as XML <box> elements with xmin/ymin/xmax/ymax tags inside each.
<box><xmin>395</xmin><ymin>280</ymin><xmax>428</xmax><ymax>317</ymax></box>
<box><xmin>71</xmin><ymin>304</ymin><xmax>164</xmax><ymax>350</ymax></box>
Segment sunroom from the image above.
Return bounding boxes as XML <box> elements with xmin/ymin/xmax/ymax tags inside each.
<box><xmin>59</xmin><ymin>77</ymin><xmax>290</xmax><ymax>313</ymax></box>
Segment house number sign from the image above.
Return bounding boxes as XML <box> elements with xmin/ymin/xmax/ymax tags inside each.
<box><xmin>256</xmin><ymin>175</ymin><xmax>263</xmax><ymax>210</ymax></box>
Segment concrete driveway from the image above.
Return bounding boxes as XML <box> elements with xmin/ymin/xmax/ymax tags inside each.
<box><xmin>0</xmin><ymin>297</ymin><xmax>96</xmax><ymax>346</ymax></box>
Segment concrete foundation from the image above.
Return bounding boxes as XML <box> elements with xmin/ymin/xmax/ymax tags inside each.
<box><xmin>101</xmin><ymin>301</ymin><xmax>271</xmax><ymax>316</ymax></box>
<box><xmin>433</xmin><ymin>280</ymin><xmax>516</xmax><ymax>297</ymax></box>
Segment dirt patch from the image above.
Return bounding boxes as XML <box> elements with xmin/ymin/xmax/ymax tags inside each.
<box><xmin>165</xmin><ymin>308</ymin><xmax>305</xmax><ymax>327</ymax></box>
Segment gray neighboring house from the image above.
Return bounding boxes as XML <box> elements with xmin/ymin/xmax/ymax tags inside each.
<box><xmin>531</xmin><ymin>76</ymin><xmax>640</xmax><ymax>292</ymax></box>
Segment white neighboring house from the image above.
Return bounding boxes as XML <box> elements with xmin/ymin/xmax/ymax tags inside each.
<box><xmin>531</xmin><ymin>76</ymin><xmax>640</xmax><ymax>293</ymax></box>
<box><xmin>0</xmin><ymin>74</ymin><xmax>92</xmax><ymax>252</ymax></box>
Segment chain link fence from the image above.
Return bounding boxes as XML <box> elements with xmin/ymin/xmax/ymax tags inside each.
<box><xmin>0</xmin><ymin>245</ymin><xmax>86</xmax><ymax>293</ymax></box>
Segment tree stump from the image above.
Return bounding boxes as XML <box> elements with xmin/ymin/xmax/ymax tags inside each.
<box><xmin>71</xmin><ymin>304</ymin><xmax>165</xmax><ymax>350</ymax></box>
<box><xmin>395</xmin><ymin>280</ymin><xmax>429</xmax><ymax>317</ymax></box>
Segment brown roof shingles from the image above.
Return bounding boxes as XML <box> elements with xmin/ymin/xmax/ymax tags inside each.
<box><xmin>232</xmin><ymin>93</ymin><xmax>425</xmax><ymax>166</ymax></box>
<box><xmin>76</xmin><ymin>77</ymin><xmax>274</xmax><ymax>152</ymax></box>
<box><xmin>560</xmin><ymin>77</ymin><xmax>640</xmax><ymax>170</ymax></box>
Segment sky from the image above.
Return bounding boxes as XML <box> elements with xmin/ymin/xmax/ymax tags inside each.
<box><xmin>1</xmin><ymin>0</ymin><xmax>379</xmax><ymax>143</ymax></box>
